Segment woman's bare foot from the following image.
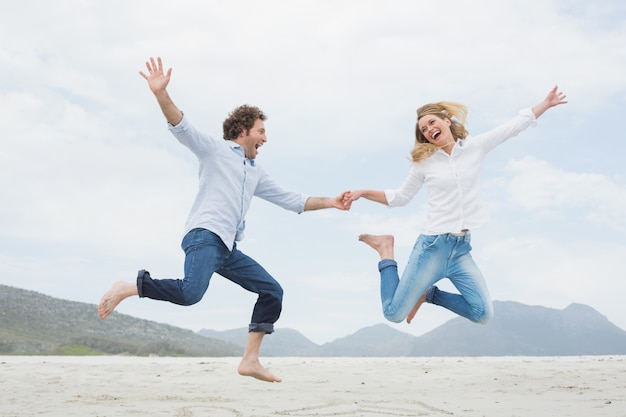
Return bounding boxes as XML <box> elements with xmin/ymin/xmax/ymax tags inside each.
<box><xmin>98</xmin><ymin>281</ymin><xmax>138</xmax><ymax>319</ymax></box>
<box><xmin>238</xmin><ymin>358</ymin><xmax>282</xmax><ymax>383</ymax></box>
<box><xmin>358</xmin><ymin>234</ymin><xmax>395</xmax><ymax>260</ymax></box>
<box><xmin>406</xmin><ymin>290</ymin><xmax>428</xmax><ymax>324</ymax></box>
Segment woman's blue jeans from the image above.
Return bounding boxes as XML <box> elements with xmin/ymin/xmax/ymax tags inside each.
<box><xmin>378</xmin><ymin>232</ymin><xmax>493</xmax><ymax>324</ymax></box>
<box><xmin>137</xmin><ymin>228</ymin><xmax>282</xmax><ymax>334</ymax></box>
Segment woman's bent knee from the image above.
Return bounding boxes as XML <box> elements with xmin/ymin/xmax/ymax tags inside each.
<box><xmin>473</xmin><ymin>303</ymin><xmax>494</xmax><ymax>324</ymax></box>
<box><xmin>382</xmin><ymin>307</ymin><xmax>405</xmax><ymax>323</ymax></box>
<box><xmin>385</xmin><ymin>314</ymin><xmax>404</xmax><ymax>324</ymax></box>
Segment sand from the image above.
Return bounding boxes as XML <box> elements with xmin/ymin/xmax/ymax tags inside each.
<box><xmin>1</xmin><ymin>355</ymin><xmax>624</xmax><ymax>416</ymax></box>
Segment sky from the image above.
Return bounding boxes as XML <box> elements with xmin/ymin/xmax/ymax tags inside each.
<box><xmin>1</xmin><ymin>0</ymin><xmax>626</xmax><ymax>345</ymax></box>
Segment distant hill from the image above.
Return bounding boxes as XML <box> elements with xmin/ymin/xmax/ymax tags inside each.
<box><xmin>199</xmin><ymin>327</ymin><xmax>319</xmax><ymax>356</ymax></box>
<box><xmin>408</xmin><ymin>301</ymin><xmax>626</xmax><ymax>356</ymax></box>
<box><xmin>200</xmin><ymin>301</ymin><xmax>626</xmax><ymax>357</ymax></box>
<box><xmin>0</xmin><ymin>284</ymin><xmax>241</xmax><ymax>356</ymax></box>
<box><xmin>3</xmin><ymin>283</ymin><xmax>626</xmax><ymax>357</ymax></box>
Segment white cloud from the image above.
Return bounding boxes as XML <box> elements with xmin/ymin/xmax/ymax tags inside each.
<box><xmin>502</xmin><ymin>156</ymin><xmax>626</xmax><ymax>229</ymax></box>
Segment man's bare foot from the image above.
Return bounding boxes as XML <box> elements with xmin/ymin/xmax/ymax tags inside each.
<box><xmin>98</xmin><ymin>281</ymin><xmax>138</xmax><ymax>319</ymax></box>
<box><xmin>406</xmin><ymin>291</ymin><xmax>428</xmax><ymax>324</ymax></box>
<box><xmin>238</xmin><ymin>358</ymin><xmax>282</xmax><ymax>383</ymax></box>
<box><xmin>358</xmin><ymin>234</ymin><xmax>395</xmax><ymax>259</ymax></box>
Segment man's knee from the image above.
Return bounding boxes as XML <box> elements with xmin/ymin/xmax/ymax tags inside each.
<box><xmin>275</xmin><ymin>284</ymin><xmax>284</xmax><ymax>301</ymax></box>
<box><xmin>266</xmin><ymin>285</ymin><xmax>283</xmax><ymax>307</ymax></box>
<box><xmin>266</xmin><ymin>283</ymin><xmax>284</xmax><ymax>312</ymax></box>
<box><xmin>178</xmin><ymin>290</ymin><xmax>204</xmax><ymax>306</ymax></box>
<box><xmin>265</xmin><ymin>281</ymin><xmax>283</xmax><ymax>302</ymax></box>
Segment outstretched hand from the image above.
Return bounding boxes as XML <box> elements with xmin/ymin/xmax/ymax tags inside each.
<box><xmin>532</xmin><ymin>85</ymin><xmax>568</xmax><ymax>118</ymax></box>
<box><xmin>544</xmin><ymin>85</ymin><xmax>568</xmax><ymax>108</ymax></box>
<box><xmin>139</xmin><ymin>57</ymin><xmax>172</xmax><ymax>95</ymax></box>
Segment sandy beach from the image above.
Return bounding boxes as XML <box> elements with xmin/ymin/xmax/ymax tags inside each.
<box><xmin>1</xmin><ymin>355</ymin><xmax>624</xmax><ymax>416</ymax></box>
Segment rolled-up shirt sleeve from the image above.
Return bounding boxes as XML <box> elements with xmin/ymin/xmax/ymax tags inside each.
<box><xmin>255</xmin><ymin>170</ymin><xmax>308</xmax><ymax>213</ymax></box>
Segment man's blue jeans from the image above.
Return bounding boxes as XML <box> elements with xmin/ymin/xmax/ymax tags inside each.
<box><xmin>137</xmin><ymin>228</ymin><xmax>282</xmax><ymax>333</ymax></box>
<box><xmin>378</xmin><ymin>232</ymin><xmax>493</xmax><ymax>324</ymax></box>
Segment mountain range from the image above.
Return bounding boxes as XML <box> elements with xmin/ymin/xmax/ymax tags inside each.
<box><xmin>2</xmin><ymin>284</ymin><xmax>626</xmax><ymax>356</ymax></box>
<box><xmin>200</xmin><ymin>301</ymin><xmax>626</xmax><ymax>356</ymax></box>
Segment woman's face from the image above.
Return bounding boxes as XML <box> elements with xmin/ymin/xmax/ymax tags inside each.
<box><xmin>418</xmin><ymin>114</ymin><xmax>452</xmax><ymax>146</ymax></box>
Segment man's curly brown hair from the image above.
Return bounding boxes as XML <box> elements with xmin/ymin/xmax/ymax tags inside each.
<box><xmin>222</xmin><ymin>105</ymin><xmax>267</xmax><ymax>140</ymax></box>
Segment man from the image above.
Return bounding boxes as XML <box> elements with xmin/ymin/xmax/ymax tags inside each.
<box><xmin>98</xmin><ymin>57</ymin><xmax>349</xmax><ymax>383</ymax></box>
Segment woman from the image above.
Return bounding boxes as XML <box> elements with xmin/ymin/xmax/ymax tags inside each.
<box><xmin>345</xmin><ymin>86</ymin><xmax>567</xmax><ymax>325</ymax></box>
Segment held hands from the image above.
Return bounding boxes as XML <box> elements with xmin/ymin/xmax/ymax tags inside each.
<box><xmin>324</xmin><ymin>190</ymin><xmax>369</xmax><ymax>211</ymax></box>
<box><xmin>335</xmin><ymin>191</ymin><xmax>353</xmax><ymax>210</ymax></box>
<box><xmin>343</xmin><ymin>190</ymin><xmax>361</xmax><ymax>204</ymax></box>
<box><xmin>342</xmin><ymin>190</ymin><xmax>365</xmax><ymax>209</ymax></box>
<box><xmin>139</xmin><ymin>57</ymin><xmax>172</xmax><ymax>95</ymax></box>
<box><xmin>305</xmin><ymin>193</ymin><xmax>353</xmax><ymax>211</ymax></box>
<box><xmin>326</xmin><ymin>191</ymin><xmax>360</xmax><ymax>211</ymax></box>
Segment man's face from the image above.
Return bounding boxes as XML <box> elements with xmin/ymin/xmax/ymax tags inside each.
<box><xmin>236</xmin><ymin>118</ymin><xmax>266</xmax><ymax>160</ymax></box>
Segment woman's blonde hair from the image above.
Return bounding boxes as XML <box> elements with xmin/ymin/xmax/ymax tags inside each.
<box><xmin>410</xmin><ymin>101</ymin><xmax>469</xmax><ymax>163</ymax></box>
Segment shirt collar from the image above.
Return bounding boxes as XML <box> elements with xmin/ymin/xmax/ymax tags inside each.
<box><xmin>230</xmin><ymin>143</ymin><xmax>255</xmax><ymax>166</ymax></box>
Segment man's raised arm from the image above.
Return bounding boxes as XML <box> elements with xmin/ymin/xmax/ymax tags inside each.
<box><xmin>139</xmin><ymin>57</ymin><xmax>183</xmax><ymax>126</ymax></box>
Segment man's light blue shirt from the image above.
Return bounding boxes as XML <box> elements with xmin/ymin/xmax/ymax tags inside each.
<box><xmin>169</xmin><ymin>116</ymin><xmax>308</xmax><ymax>251</ymax></box>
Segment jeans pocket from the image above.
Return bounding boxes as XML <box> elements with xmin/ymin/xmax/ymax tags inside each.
<box><xmin>419</xmin><ymin>234</ymin><xmax>440</xmax><ymax>250</ymax></box>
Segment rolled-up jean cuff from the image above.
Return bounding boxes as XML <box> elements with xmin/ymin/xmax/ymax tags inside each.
<box><xmin>378</xmin><ymin>259</ymin><xmax>397</xmax><ymax>272</ymax></box>
<box><xmin>249</xmin><ymin>323</ymin><xmax>274</xmax><ymax>334</ymax></box>
<box><xmin>136</xmin><ymin>269</ymin><xmax>149</xmax><ymax>298</ymax></box>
